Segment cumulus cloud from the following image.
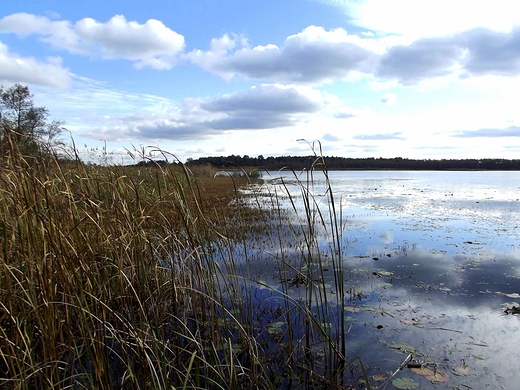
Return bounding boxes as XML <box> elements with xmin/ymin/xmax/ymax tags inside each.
<box><xmin>3</xmin><ymin>12</ymin><xmax>520</xmax><ymax>87</ymax></box>
<box><xmin>202</xmin><ymin>84</ymin><xmax>323</xmax><ymax>114</ymax></box>
<box><xmin>376</xmin><ymin>38</ymin><xmax>464</xmax><ymax>84</ymax></box>
<box><xmin>0</xmin><ymin>13</ymin><xmax>185</xmax><ymax>70</ymax></box>
<box><xmin>376</xmin><ymin>26</ymin><xmax>520</xmax><ymax>84</ymax></box>
<box><xmin>2</xmin><ymin>9</ymin><xmax>520</xmax><ymax>97</ymax></box>
<box><xmin>460</xmin><ymin>28</ymin><xmax>520</xmax><ymax>76</ymax></box>
<box><xmin>316</xmin><ymin>3</ymin><xmax>520</xmax><ymax>86</ymax></box>
<box><xmin>0</xmin><ymin>41</ymin><xmax>70</xmax><ymax>87</ymax></box>
<box><xmin>187</xmin><ymin>25</ymin><xmax>377</xmax><ymax>83</ymax></box>
<box><xmin>74</xmin><ymin>15</ymin><xmax>185</xmax><ymax>69</ymax></box>
<box><xmin>81</xmin><ymin>84</ymin><xmax>332</xmax><ymax>141</ymax></box>
<box><xmin>0</xmin><ymin>13</ymin><xmax>55</xmax><ymax>35</ymax></box>
<box><xmin>187</xmin><ymin>23</ymin><xmax>520</xmax><ymax>87</ymax></box>
<box><xmin>453</xmin><ymin>126</ymin><xmax>520</xmax><ymax>138</ymax></box>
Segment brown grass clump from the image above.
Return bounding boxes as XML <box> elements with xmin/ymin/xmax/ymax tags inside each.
<box><xmin>0</xmin><ymin>141</ymin><xmax>354</xmax><ymax>389</ymax></box>
<box><xmin>0</xmin><ymin>149</ymin><xmax>266</xmax><ymax>389</ymax></box>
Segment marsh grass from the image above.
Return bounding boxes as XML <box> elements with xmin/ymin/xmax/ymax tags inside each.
<box><xmin>242</xmin><ymin>140</ymin><xmax>351</xmax><ymax>388</ymax></box>
<box><xmin>0</xmin><ymin>140</ymin><xmax>359</xmax><ymax>389</ymax></box>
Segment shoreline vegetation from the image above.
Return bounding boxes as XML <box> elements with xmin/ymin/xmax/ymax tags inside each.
<box><xmin>184</xmin><ymin>155</ymin><xmax>520</xmax><ymax>171</ymax></box>
<box><xmin>1</xmin><ymin>138</ymin><xmax>373</xmax><ymax>389</ymax></box>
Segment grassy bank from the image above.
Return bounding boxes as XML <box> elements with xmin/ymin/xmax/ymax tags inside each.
<box><xmin>0</xmin><ymin>146</ymin><xmax>357</xmax><ymax>389</ymax></box>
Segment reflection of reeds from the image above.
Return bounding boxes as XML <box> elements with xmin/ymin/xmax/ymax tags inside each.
<box><xmin>0</xmin><ymin>141</ymin><xmax>359</xmax><ymax>389</ymax></box>
<box><xmin>252</xmin><ymin>140</ymin><xmax>349</xmax><ymax>388</ymax></box>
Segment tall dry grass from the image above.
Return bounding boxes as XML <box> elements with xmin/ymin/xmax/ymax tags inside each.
<box><xmin>0</xmin><ymin>140</ymin><xmax>359</xmax><ymax>389</ymax></box>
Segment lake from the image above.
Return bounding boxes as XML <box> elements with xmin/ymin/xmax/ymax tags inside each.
<box><xmin>238</xmin><ymin>170</ymin><xmax>520</xmax><ymax>389</ymax></box>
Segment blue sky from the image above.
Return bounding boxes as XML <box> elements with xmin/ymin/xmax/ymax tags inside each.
<box><xmin>1</xmin><ymin>0</ymin><xmax>520</xmax><ymax>164</ymax></box>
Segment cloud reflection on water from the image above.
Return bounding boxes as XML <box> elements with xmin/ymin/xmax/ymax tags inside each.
<box><xmin>238</xmin><ymin>170</ymin><xmax>520</xmax><ymax>388</ymax></box>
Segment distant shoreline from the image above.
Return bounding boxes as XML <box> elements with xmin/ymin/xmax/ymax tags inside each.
<box><xmin>182</xmin><ymin>155</ymin><xmax>520</xmax><ymax>171</ymax></box>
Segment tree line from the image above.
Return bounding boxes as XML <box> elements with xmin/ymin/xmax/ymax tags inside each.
<box><xmin>186</xmin><ymin>155</ymin><xmax>520</xmax><ymax>171</ymax></box>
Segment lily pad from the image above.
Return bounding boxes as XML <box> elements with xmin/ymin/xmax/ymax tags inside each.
<box><xmin>390</xmin><ymin>342</ymin><xmax>416</xmax><ymax>354</ymax></box>
<box><xmin>410</xmin><ymin>366</ymin><xmax>435</xmax><ymax>377</ymax></box>
<box><xmin>392</xmin><ymin>377</ymin><xmax>419</xmax><ymax>389</ymax></box>
<box><xmin>428</xmin><ymin>371</ymin><xmax>449</xmax><ymax>383</ymax></box>
<box><xmin>361</xmin><ymin>305</ymin><xmax>394</xmax><ymax>316</ymax></box>
<box><xmin>372</xmin><ymin>373</ymin><xmax>388</xmax><ymax>381</ymax></box>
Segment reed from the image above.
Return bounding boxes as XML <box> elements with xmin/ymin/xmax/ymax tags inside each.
<box><xmin>0</xmin><ymin>140</ymin><xmax>359</xmax><ymax>389</ymax></box>
<box><xmin>244</xmin><ymin>140</ymin><xmax>349</xmax><ymax>389</ymax></box>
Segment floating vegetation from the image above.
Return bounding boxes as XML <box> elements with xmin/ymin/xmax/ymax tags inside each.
<box><xmin>392</xmin><ymin>377</ymin><xmax>419</xmax><ymax>389</ymax></box>
<box><xmin>409</xmin><ymin>366</ymin><xmax>449</xmax><ymax>384</ymax></box>
<box><xmin>389</xmin><ymin>343</ymin><xmax>416</xmax><ymax>354</ymax></box>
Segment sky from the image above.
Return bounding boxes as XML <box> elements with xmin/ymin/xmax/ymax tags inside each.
<box><xmin>1</xmin><ymin>0</ymin><xmax>520</xmax><ymax>164</ymax></box>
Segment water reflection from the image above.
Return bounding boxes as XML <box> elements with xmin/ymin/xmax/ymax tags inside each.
<box><xmin>236</xmin><ymin>170</ymin><xmax>520</xmax><ymax>388</ymax></box>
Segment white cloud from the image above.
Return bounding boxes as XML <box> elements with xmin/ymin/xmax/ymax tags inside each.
<box><xmin>0</xmin><ymin>13</ymin><xmax>185</xmax><ymax>70</ymax></box>
<box><xmin>202</xmin><ymin>84</ymin><xmax>325</xmax><ymax>114</ymax></box>
<box><xmin>0</xmin><ymin>41</ymin><xmax>71</xmax><ymax>87</ymax></box>
<box><xmin>74</xmin><ymin>15</ymin><xmax>185</xmax><ymax>69</ymax></box>
<box><xmin>460</xmin><ymin>28</ymin><xmax>520</xmax><ymax>76</ymax></box>
<box><xmin>376</xmin><ymin>38</ymin><xmax>464</xmax><ymax>84</ymax></box>
<box><xmin>48</xmin><ymin>82</ymin><xmax>334</xmax><ymax>142</ymax></box>
<box><xmin>188</xmin><ymin>23</ymin><xmax>520</xmax><ymax>89</ymax></box>
<box><xmin>4</xmin><ymin>11</ymin><xmax>520</xmax><ymax>88</ymax></box>
<box><xmin>0</xmin><ymin>13</ymin><xmax>53</xmax><ymax>35</ymax></box>
<box><xmin>338</xmin><ymin>0</ymin><xmax>520</xmax><ymax>39</ymax></box>
<box><xmin>375</xmin><ymin>27</ymin><xmax>520</xmax><ymax>85</ymax></box>
<box><xmin>187</xmin><ymin>26</ymin><xmax>379</xmax><ymax>83</ymax></box>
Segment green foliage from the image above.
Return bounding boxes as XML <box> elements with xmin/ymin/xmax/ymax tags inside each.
<box><xmin>392</xmin><ymin>378</ymin><xmax>419</xmax><ymax>389</ymax></box>
<box><xmin>0</xmin><ymin>83</ymin><xmax>66</xmax><ymax>159</ymax></box>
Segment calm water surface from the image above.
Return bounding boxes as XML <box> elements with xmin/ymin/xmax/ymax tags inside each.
<box><xmin>242</xmin><ymin>170</ymin><xmax>520</xmax><ymax>389</ymax></box>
